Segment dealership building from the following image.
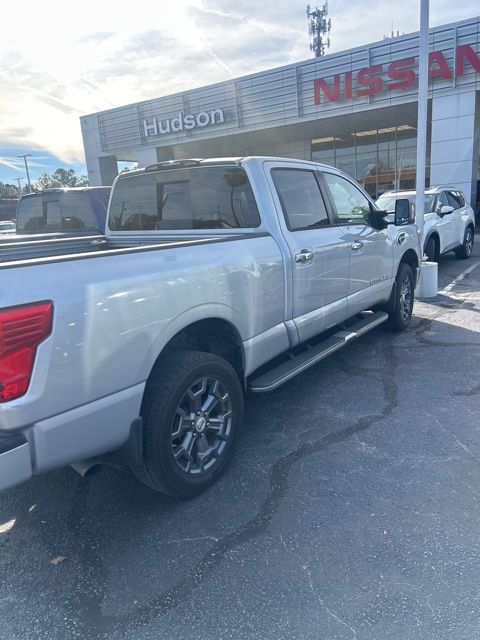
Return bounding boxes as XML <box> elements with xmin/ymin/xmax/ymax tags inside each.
<box><xmin>81</xmin><ymin>16</ymin><xmax>480</xmax><ymax>206</ymax></box>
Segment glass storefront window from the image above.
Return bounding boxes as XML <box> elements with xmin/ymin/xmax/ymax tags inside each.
<box><xmin>377</xmin><ymin>129</ymin><xmax>396</xmax><ymax>194</ymax></box>
<box><xmin>311</xmin><ymin>137</ymin><xmax>335</xmax><ymax>167</ymax></box>
<box><xmin>335</xmin><ymin>136</ymin><xmax>356</xmax><ymax>179</ymax></box>
<box><xmin>356</xmin><ymin>134</ymin><xmax>377</xmax><ymax>199</ymax></box>
<box><xmin>311</xmin><ymin>124</ymin><xmax>430</xmax><ymax>199</ymax></box>
<box><xmin>396</xmin><ymin>133</ymin><xmax>417</xmax><ymax>191</ymax></box>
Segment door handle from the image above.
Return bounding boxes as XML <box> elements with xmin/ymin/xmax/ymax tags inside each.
<box><xmin>294</xmin><ymin>249</ymin><xmax>313</xmax><ymax>263</ymax></box>
<box><xmin>350</xmin><ymin>241</ymin><xmax>363</xmax><ymax>251</ymax></box>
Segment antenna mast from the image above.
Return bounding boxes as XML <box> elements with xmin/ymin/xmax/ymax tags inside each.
<box><xmin>307</xmin><ymin>2</ymin><xmax>331</xmax><ymax>58</ymax></box>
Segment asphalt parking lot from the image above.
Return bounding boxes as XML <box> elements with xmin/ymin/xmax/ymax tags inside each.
<box><xmin>1</xmin><ymin>241</ymin><xmax>480</xmax><ymax>640</ymax></box>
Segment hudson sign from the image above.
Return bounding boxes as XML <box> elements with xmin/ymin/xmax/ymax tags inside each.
<box><xmin>314</xmin><ymin>44</ymin><xmax>480</xmax><ymax>104</ymax></box>
<box><xmin>143</xmin><ymin>108</ymin><xmax>225</xmax><ymax>137</ymax></box>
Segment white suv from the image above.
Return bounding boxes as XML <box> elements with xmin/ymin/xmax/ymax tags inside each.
<box><xmin>376</xmin><ymin>187</ymin><xmax>476</xmax><ymax>261</ymax></box>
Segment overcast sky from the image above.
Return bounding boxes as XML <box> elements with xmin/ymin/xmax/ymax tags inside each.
<box><xmin>0</xmin><ymin>0</ymin><xmax>478</xmax><ymax>183</ymax></box>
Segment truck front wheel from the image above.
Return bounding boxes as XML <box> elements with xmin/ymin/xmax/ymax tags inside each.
<box><xmin>386</xmin><ymin>263</ymin><xmax>414</xmax><ymax>331</ymax></box>
<box><xmin>136</xmin><ymin>351</ymin><xmax>244</xmax><ymax>498</ymax></box>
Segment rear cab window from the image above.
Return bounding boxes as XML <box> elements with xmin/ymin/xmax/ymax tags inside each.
<box><xmin>108</xmin><ymin>167</ymin><xmax>261</xmax><ymax>231</ymax></box>
<box><xmin>16</xmin><ymin>192</ymin><xmax>99</xmax><ymax>233</ymax></box>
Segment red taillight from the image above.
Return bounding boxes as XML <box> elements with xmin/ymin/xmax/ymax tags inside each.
<box><xmin>0</xmin><ymin>301</ymin><xmax>53</xmax><ymax>403</ymax></box>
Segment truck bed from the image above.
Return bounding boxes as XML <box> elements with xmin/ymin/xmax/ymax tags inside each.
<box><xmin>0</xmin><ymin>233</ymin><xmax>253</xmax><ymax>268</ymax></box>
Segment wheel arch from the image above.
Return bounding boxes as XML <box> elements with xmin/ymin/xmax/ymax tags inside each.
<box><xmin>141</xmin><ymin>317</ymin><xmax>245</xmax><ymax>416</ymax></box>
<box><xmin>399</xmin><ymin>248</ymin><xmax>419</xmax><ymax>274</ymax></box>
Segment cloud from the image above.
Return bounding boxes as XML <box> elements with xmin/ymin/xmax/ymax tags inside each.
<box><xmin>0</xmin><ymin>157</ymin><xmax>21</xmax><ymax>171</ymax></box>
<box><xmin>1</xmin><ymin>127</ymin><xmax>35</xmax><ymax>139</ymax></box>
<box><xmin>79</xmin><ymin>31</ymin><xmax>115</xmax><ymax>44</ymax></box>
<box><xmin>118</xmin><ymin>30</ymin><xmax>177</xmax><ymax>57</ymax></box>
<box><xmin>0</xmin><ymin>155</ymin><xmax>52</xmax><ymax>172</ymax></box>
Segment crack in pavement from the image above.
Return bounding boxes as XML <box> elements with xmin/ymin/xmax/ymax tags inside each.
<box><xmin>456</xmin><ymin>384</ymin><xmax>480</xmax><ymax>397</ymax></box>
<box><xmin>303</xmin><ymin>562</ymin><xmax>358</xmax><ymax>639</ymax></box>
<box><xmin>67</xmin><ymin>339</ymin><xmax>399</xmax><ymax>637</ymax></box>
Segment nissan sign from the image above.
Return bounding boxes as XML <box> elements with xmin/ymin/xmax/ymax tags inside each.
<box><xmin>314</xmin><ymin>44</ymin><xmax>480</xmax><ymax>104</ymax></box>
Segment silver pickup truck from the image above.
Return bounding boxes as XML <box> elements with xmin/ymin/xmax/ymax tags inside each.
<box><xmin>0</xmin><ymin>157</ymin><xmax>420</xmax><ymax>498</ymax></box>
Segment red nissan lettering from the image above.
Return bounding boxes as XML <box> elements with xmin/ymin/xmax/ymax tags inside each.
<box><xmin>428</xmin><ymin>51</ymin><xmax>453</xmax><ymax>80</ymax></box>
<box><xmin>455</xmin><ymin>44</ymin><xmax>480</xmax><ymax>76</ymax></box>
<box><xmin>313</xmin><ymin>75</ymin><xmax>342</xmax><ymax>104</ymax></box>
<box><xmin>357</xmin><ymin>65</ymin><xmax>384</xmax><ymax>97</ymax></box>
<box><xmin>387</xmin><ymin>57</ymin><xmax>416</xmax><ymax>90</ymax></box>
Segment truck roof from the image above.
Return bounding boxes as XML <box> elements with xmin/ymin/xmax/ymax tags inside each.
<box><xmin>119</xmin><ymin>156</ymin><xmax>344</xmax><ymax>178</ymax></box>
<box><xmin>20</xmin><ymin>186</ymin><xmax>110</xmax><ymax>198</ymax></box>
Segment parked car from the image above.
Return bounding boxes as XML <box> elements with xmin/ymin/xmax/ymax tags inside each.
<box><xmin>376</xmin><ymin>186</ymin><xmax>476</xmax><ymax>261</ymax></box>
<box><xmin>0</xmin><ymin>157</ymin><xmax>420</xmax><ymax>497</ymax></box>
<box><xmin>8</xmin><ymin>186</ymin><xmax>111</xmax><ymax>241</ymax></box>
<box><xmin>0</xmin><ymin>220</ymin><xmax>15</xmax><ymax>234</ymax></box>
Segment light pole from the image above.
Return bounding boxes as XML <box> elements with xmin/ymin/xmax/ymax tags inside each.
<box><xmin>415</xmin><ymin>0</ymin><xmax>428</xmax><ymax>250</ymax></box>
<box><xmin>415</xmin><ymin>0</ymin><xmax>437</xmax><ymax>297</ymax></box>
<box><xmin>17</xmin><ymin>154</ymin><xmax>32</xmax><ymax>193</ymax></box>
<box><xmin>13</xmin><ymin>177</ymin><xmax>24</xmax><ymax>194</ymax></box>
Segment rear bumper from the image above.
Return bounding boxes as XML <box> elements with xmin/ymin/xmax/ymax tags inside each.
<box><xmin>0</xmin><ymin>434</ymin><xmax>32</xmax><ymax>492</ymax></box>
<box><xmin>0</xmin><ymin>382</ymin><xmax>145</xmax><ymax>493</ymax></box>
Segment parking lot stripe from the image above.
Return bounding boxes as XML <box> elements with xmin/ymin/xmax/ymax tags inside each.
<box><xmin>442</xmin><ymin>261</ymin><xmax>480</xmax><ymax>293</ymax></box>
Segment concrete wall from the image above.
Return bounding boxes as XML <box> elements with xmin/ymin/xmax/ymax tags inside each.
<box><xmin>430</xmin><ymin>89</ymin><xmax>477</xmax><ymax>204</ymax></box>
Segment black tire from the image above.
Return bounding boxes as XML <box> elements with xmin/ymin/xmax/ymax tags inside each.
<box><xmin>455</xmin><ymin>226</ymin><xmax>474</xmax><ymax>260</ymax></box>
<box><xmin>386</xmin><ymin>263</ymin><xmax>415</xmax><ymax>331</ymax></box>
<box><xmin>136</xmin><ymin>351</ymin><xmax>244</xmax><ymax>498</ymax></box>
<box><xmin>424</xmin><ymin>236</ymin><xmax>437</xmax><ymax>262</ymax></box>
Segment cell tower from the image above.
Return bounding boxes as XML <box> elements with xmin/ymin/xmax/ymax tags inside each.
<box><xmin>307</xmin><ymin>3</ymin><xmax>331</xmax><ymax>58</ymax></box>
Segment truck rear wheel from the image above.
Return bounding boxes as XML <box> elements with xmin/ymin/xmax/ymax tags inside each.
<box><xmin>386</xmin><ymin>263</ymin><xmax>414</xmax><ymax>331</ymax></box>
<box><xmin>136</xmin><ymin>351</ymin><xmax>243</xmax><ymax>498</ymax></box>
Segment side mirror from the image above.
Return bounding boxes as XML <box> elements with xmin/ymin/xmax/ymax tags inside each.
<box><xmin>369</xmin><ymin>209</ymin><xmax>389</xmax><ymax>230</ymax></box>
<box><xmin>440</xmin><ymin>205</ymin><xmax>454</xmax><ymax>215</ymax></box>
<box><xmin>394</xmin><ymin>198</ymin><xmax>413</xmax><ymax>226</ymax></box>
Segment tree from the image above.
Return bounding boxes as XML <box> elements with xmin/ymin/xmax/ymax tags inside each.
<box><xmin>35</xmin><ymin>173</ymin><xmax>61</xmax><ymax>190</ymax></box>
<box><xmin>76</xmin><ymin>174</ymin><xmax>89</xmax><ymax>186</ymax></box>
<box><xmin>0</xmin><ymin>182</ymin><xmax>22</xmax><ymax>198</ymax></box>
<box><xmin>119</xmin><ymin>165</ymin><xmax>138</xmax><ymax>174</ymax></box>
<box><xmin>51</xmin><ymin>168</ymin><xmax>78</xmax><ymax>187</ymax></box>
<box><xmin>33</xmin><ymin>168</ymin><xmax>89</xmax><ymax>190</ymax></box>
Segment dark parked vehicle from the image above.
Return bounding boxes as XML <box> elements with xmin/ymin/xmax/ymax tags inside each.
<box><xmin>0</xmin><ymin>220</ymin><xmax>15</xmax><ymax>234</ymax></box>
<box><xmin>11</xmin><ymin>186</ymin><xmax>110</xmax><ymax>240</ymax></box>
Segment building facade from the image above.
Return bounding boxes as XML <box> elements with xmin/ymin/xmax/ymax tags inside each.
<box><xmin>81</xmin><ymin>16</ymin><xmax>480</xmax><ymax>207</ymax></box>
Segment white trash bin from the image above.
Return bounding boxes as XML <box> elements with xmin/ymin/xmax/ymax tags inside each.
<box><xmin>416</xmin><ymin>261</ymin><xmax>438</xmax><ymax>298</ymax></box>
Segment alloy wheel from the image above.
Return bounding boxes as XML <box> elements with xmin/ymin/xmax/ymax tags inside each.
<box><xmin>465</xmin><ymin>229</ymin><xmax>474</xmax><ymax>256</ymax></box>
<box><xmin>171</xmin><ymin>377</ymin><xmax>233</xmax><ymax>475</ymax></box>
<box><xmin>399</xmin><ymin>273</ymin><xmax>412</xmax><ymax>321</ymax></box>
